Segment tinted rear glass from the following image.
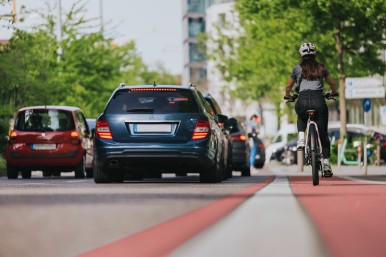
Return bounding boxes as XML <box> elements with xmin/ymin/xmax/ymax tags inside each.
<box><xmin>16</xmin><ymin>109</ymin><xmax>75</xmax><ymax>132</ymax></box>
<box><xmin>105</xmin><ymin>89</ymin><xmax>199</xmax><ymax>114</ymax></box>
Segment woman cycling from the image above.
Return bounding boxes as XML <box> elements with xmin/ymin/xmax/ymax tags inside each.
<box><xmin>284</xmin><ymin>42</ymin><xmax>338</xmax><ymax>177</ymax></box>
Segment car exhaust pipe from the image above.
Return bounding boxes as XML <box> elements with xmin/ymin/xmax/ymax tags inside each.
<box><xmin>109</xmin><ymin>159</ymin><xmax>119</xmax><ymax>167</ymax></box>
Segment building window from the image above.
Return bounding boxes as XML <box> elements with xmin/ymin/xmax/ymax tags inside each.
<box><xmin>189</xmin><ymin>43</ymin><xmax>206</xmax><ymax>62</ymax></box>
<box><xmin>190</xmin><ymin>67</ymin><xmax>207</xmax><ymax>83</ymax></box>
<box><xmin>187</xmin><ymin>0</ymin><xmax>206</xmax><ymax>13</ymax></box>
<box><xmin>188</xmin><ymin>18</ymin><xmax>205</xmax><ymax>37</ymax></box>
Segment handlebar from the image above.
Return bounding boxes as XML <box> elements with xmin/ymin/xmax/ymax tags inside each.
<box><xmin>284</xmin><ymin>93</ymin><xmax>338</xmax><ymax>103</ymax></box>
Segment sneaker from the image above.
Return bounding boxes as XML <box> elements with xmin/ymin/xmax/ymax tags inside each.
<box><xmin>323</xmin><ymin>163</ymin><xmax>333</xmax><ymax>178</ymax></box>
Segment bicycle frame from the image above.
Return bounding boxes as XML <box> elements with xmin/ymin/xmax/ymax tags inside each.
<box><xmin>304</xmin><ymin>115</ymin><xmax>324</xmax><ymax>175</ymax></box>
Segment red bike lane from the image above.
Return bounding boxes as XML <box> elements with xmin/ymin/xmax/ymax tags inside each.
<box><xmin>289</xmin><ymin>176</ymin><xmax>386</xmax><ymax>257</ymax></box>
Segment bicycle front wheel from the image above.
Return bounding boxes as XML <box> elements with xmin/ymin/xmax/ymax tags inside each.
<box><xmin>310</xmin><ymin>126</ymin><xmax>319</xmax><ymax>186</ymax></box>
<box><xmin>311</xmin><ymin>150</ymin><xmax>319</xmax><ymax>186</ymax></box>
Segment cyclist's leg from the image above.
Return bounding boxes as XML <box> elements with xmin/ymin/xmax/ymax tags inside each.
<box><xmin>314</xmin><ymin>99</ymin><xmax>333</xmax><ymax>176</ymax></box>
<box><xmin>295</xmin><ymin>99</ymin><xmax>307</xmax><ymax>149</ymax></box>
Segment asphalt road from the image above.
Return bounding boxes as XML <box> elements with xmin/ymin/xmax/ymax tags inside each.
<box><xmin>1</xmin><ymin>165</ymin><xmax>386</xmax><ymax>257</ymax></box>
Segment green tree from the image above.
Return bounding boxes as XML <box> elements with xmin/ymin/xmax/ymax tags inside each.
<box><xmin>206</xmin><ymin>0</ymin><xmax>386</xmax><ymax>132</ymax></box>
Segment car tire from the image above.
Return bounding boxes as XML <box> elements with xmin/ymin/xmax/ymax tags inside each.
<box><xmin>21</xmin><ymin>170</ymin><xmax>32</xmax><ymax>179</ymax></box>
<box><xmin>7</xmin><ymin>165</ymin><xmax>19</xmax><ymax>179</ymax></box>
<box><xmin>241</xmin><ymin>167</ymin><xmax>251</xmax><ymax>177</ymax></box>
<box><xmin>74</xmin><ymin>156</ymin><xmax>86</xmax><ymax>179</ymax></box>
<box><xmin>200</xmin><ymin>160</ymin><xmax>222</xmax><ymax>183</ymax></box>
<box><xmin>93</xmin><ymin>163</ymin><xmax>111</xmax><ymax>183</ymax></box>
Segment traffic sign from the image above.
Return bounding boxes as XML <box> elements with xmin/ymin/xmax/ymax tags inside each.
<box><xmin>345</xmin><ymin>87</ymin><xmax>385</xmax><ymax>99</ymax></box>
<box><xmin>345</xmin><ymin>77</ymin><xmax>385</xmax><ymax>99</ymax></box>
<box><xmin>362</xmin><ymin>98</ymin><xmax>371</xmax><ymax>112</ymax></box>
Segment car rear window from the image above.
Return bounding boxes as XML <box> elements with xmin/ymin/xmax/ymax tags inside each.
<box><xmin>15</xmin><ymin>109</ymin><xmax>75</xmax><ymax>132</ymax></box>
<box><xmin>105</xmin><ymin>88</ymin><xmax>199</xmax><ymax>114</ymax></box>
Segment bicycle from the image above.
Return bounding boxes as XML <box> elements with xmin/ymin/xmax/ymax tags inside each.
<box><xmin>285</xmin><ymin>93</ymin><xmax>336</xmax><ymax>186</ymax></box>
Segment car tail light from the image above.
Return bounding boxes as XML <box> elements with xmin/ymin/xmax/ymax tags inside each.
<box><xmin>70</xmin><ymin>131</ymin><xmax>80</xmax><ymax>144</ymax></box>
<box><xmin>384</xmin><ymin>141</ymin><xmax>386</xmax><ymax>147</ymax></box>
<box><xmin>192</xmin><ymin>120</ymin><xmax>210</xmax><ymax>140</ymax></box>
<box><xmin>231</xmin><ymin>134</ymin><xmax>246</xmax><ymax>141</ymax></box>
<box><xmin>259</xmin><ymin>143</ymin><xmax>265</xmax><ymax>150</ymax></box>
<box><xmin>9</xmin><ymin>131</ymin><xmax>17</xmax><ymax>141</ymax></box>
<box><xmin>96</xmin><ymin>120</ymin><xmax>113</xmax><ymax>140</ymax></box>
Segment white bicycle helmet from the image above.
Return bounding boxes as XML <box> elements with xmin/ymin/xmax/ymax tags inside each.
<box><xmin>299</xmin><ymin>42</ymin><xmax>316</xmax><ymax>57</ymax></box>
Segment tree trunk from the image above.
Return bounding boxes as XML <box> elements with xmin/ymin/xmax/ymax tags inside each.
<box><xmin>334</xmin><ymin>23</ymin><xmax>347</xmax><ymax>142</ymax></box>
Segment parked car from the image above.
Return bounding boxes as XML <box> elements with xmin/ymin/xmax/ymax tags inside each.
<box><xmin>329</xmin><ymin>123</ymin><xmax>386</xmax><ymax>163</ymax></box>
<box><xmin>265</xmin><ymin>124</ymin><xmax>297</xmax><ymax>162</ymax></box>
<box><xmin>271</xmin><ymin>139</ymin><xmax>298</xmax><ymax>164</ymax></box>
<box><xmin>203</xmin><ymin>93</ymin><xmax>233</xmax><ymax>179</ymax></box>
<box><xmin>6</xmin><ymin>106</ymin><xmax>93</xmax><ymax>179</ymax></box>
<box><xmin>93</xmin><ymin>84</ymin><xmax>228</xmax><ymax>183</ymax></box>
<box><xmin>228</xmin><ymin>117</ymin><xmax>250</xmax><ymax>176</ymax></box>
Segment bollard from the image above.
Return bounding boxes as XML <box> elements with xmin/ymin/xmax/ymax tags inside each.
<box><xmin>297</xmin><ymin>149</ymin><xmax>304</xmax><ymax>172</ymax></box>
<box><xmin>364</xmin><ymin>137</ymin><xmax>367</xmax><ymax>175</ymax></box>
<box><xmin>376</xmin><ymin>139</ymin><xmax>381</xmax><ymax>166</ymax></box>
<box><xmin>357</xmin><ymin>143</ymin><xmax>362</xmax><ymax>170</ymax></box>
<box><xmin>337</xmin><ymin>139</ymin><xmax>342</xmax><ymax>171</ymax></box>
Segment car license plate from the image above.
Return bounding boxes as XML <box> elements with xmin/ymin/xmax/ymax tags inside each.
<box><xmin>32</xmin><ymin>144</ymin><xmax>56</xmax><ymax>150</ymax></box>
<box><xmin>133</xmin><ymin>124</ymin><xmax>172</xmax><ymax>133</ymax></box>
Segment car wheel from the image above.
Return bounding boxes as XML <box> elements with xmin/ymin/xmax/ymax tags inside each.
<box><xmin>241</xmin><ymin>167</ymin><xmax>251</xmax><ymax>177</ymax></box>
<box><xmin>21</xmin><ymin>170</ymin><xmax>32</xmax><ymax>179</ymax></box>
<box><xmin>93</xmin><ymin>163</ymin><xmax>111</xmax><ymax>183</ymax></box>
<box><xmin>200</xmin><ymin>160</ymin><xmax>222</xmax><ymax>183</ymax></box>
<box><xmin>74</xmin><ymin>156</ymin><xmax>86</xmax><ymax>179</ymax></box>
<box><xmin>7</xmin><ymin>165</ymin><xmax>19</xmax><ymax>179</ymax></box>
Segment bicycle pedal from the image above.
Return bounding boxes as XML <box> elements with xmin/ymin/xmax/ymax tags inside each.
<box><xmin>323</xmin><ymin>172</ymin><xmax>333</xmax><ymax>178</ymax></box>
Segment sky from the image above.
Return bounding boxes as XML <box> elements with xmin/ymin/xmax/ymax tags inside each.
<box><xmin>0</xmin><ymin>0</ymin><xmax>184</xmax><ymax>75</ymax></box>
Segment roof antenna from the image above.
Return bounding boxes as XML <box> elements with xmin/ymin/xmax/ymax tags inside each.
<box><xmin>153</xmin><ymin>81</ymin><xmax>157</xmax><ymax>87</ymax></box>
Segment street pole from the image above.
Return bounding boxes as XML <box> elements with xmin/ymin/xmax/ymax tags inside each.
<box><xmin>100</xmin><ymin>0</ymin><xmax>104</xmax><ymax>33</ymax></box>
<box><xmin>57</xmin><ymin>0</ymin><xmax>63</xmax><ymax>62</ymax></box>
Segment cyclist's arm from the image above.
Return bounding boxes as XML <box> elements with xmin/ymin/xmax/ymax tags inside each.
<box><xmin>325</xmin><ymin>74</ymin><xmax>338</xmax><ymax>95</ymax></box>
<box><xmin>285</xmin><ymin>78</ymin><xmax>296</xmax><ymax>98</ymax></box>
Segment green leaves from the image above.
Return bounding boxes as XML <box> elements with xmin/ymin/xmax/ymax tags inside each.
<box><xmin>0</xmin><ymin>0</ymin><xmax>178</xmax><ymax>119</ymax></box>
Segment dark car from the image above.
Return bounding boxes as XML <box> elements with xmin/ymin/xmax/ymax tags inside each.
<box><xmin>228</xmin><ymin>118</ymin><xmax>250</xmax><ymax>176</ymax></box>
<box><xmin>93</xmin><ymin>84</ymin><xmax>228</xmax><ymax>183</ymax></box>
<box><xmin>271</xmin><ymin>139</ymin><xmax>298</xmax><ymax>164</ymax></box>
<box><xmin>6</xmin><ymin>106</ymin><xmax>92</xmax><ymax>179</ymax></box>
<box><xmin>203</xmin><ymin>93</ymin><xmax>232</xmax><ymax>179</ymax></box>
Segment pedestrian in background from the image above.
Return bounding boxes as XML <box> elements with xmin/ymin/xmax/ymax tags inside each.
<box><xmin>247</xmin><ymin>114</ymin><xmax>261</xmax><ymax>171</ymax></box>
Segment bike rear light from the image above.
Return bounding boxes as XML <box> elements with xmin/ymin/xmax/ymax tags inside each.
<box><xmin>96</xmin><ymin>120</ymin><xmax>113</xmax><ymax>140</ymax></box>
<box><xmin>231</xmin><ymin>134</ymin><xmax>246</xmax><ymax>141</ymax></box>
<box><xmin>192</xmin><ymin>120</ymin><xmax>210</xmax><ymax>140</ymax></box>
<box><xmin>129</xmin><ymin>88</ymin><xmax>177</xmax><ymax>92</ymax></box>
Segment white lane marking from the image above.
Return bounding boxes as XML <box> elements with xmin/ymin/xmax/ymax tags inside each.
<box><xmin>171</xmin><ymin>176</ymin><xmax>329</xmax><ymax>257</ymax></box>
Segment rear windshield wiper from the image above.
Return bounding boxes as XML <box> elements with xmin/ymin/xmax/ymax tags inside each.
<box><xmin>126</xmin><ymin>108</ymin><xmax>154</xmax><ymax>113</ymax></box>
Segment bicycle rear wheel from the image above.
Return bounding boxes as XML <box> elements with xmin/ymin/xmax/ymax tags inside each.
<box><xmin>310</xmin><ymin>126</ymin><xmax>319</xmax><ymax>186</ymax></box>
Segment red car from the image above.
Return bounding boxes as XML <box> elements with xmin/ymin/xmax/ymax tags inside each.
<box><xmin>6</xmin><ymin>106</ymin><xmax>93</xmax><ymax>179</ymax></box>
